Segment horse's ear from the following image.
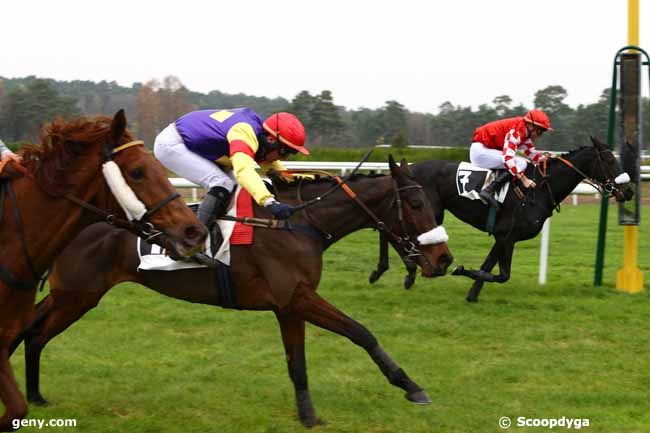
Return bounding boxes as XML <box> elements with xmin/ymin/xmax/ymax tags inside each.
<box><xmin>399</xmin><ymin>158</ymin><xmax>412</xmax><ymax>175</ymax></box>
<box><xmin>590</xmin><ymin>136</ymin><xmax>606</xmax><ymax>150</ymax></box>
<box><xmin>388</xmin><ymin>154</ymin><xmax>398</xmax><ymax>171</ymax></box>
<box><xmin>110</xmin><ymin>109</ymin><xmax>127</xmax><ymax>147</ymax></box>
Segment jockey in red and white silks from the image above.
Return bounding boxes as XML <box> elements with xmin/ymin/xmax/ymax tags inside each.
<box><xmin>469</xmin><ymin>109</ymin><xmax>552</xmax><ymax>207</ymax></box>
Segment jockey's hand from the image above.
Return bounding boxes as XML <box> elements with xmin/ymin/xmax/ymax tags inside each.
<box><xmin>1</xmin><ymin>150</ymin><xmax>21</xmax><ymax>163</ymax></box>
<box><xmin>519</xmin><ymin>175</ymin><xmax>536</xmax><ymax>189</ymax></box>
<box><xmin>267</xmin><ymin>201</ymin><xmax>295</xmax><ymax>219</ymax></box>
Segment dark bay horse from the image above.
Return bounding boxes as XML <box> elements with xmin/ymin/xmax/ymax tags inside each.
<box><xmin>0</xmin><ymin>111</ymin><xmax>206</xmax><ymax>431</ymax></box>
<box><xmin>13</xmin><ymin>157</ymin><xmax>452</xmax><ymax>427</ymax></box>
<box><xmin>369</xmin><ymin>137</ymin><xmax>633</xmax><ymax>302</ymax></box>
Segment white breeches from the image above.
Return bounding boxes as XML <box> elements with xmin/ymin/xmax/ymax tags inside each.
<box><xmin>153</xmin><ymin>123</ymin><xmax>236</xmax><ymax>192</ymax></box>
<box><xmin>469</xmin><ymin>142</ymin><xmax>527</xmax><ymax>172</ymax></box>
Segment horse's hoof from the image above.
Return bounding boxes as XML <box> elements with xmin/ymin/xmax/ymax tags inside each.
<box><xmin>404</xmin><ymin>276</ymin><xmax>415</xmax><ymax>289</ymax></box>
<box><xmin>465</xmin><ymin>296</ymin><xmax>479</xmax><ymax>303</ymax></box>
<box><xmin>301</xmin><ymin>416</ymin><xmax>326</xmax><ymax>428</ymax></box>
<box><xmin>0</xmin><ymin>417</ymin><xmax>19</xmax><ymax>432</ymax></box>
<box><xmin>451</xmin><ymin>265</ymin><xmax>464</xmax><ymax>276</ymax></box>
<box><xmin>369</xmin><ymin>271</ymin><xmax>379</xmax><ymax>284</ymax></box>
<box><xmin>405</xmin><ymin>390</ymin><xmax>432</xmax><ymax>405</ymax></box>
<box><xmin>28</xmin><ymin>394</ymin><xmax>49</xmax><ymax>406</ymax></box>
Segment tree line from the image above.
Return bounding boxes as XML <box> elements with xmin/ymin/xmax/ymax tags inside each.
<box><xmin>1</xmin><ymin>75</ymin><xmax>647</xmax><ymax>151</ymax></box>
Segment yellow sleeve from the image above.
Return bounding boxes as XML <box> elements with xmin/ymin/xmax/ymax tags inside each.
<box><xmin>259</xmin><ymin>160</ymin><xmax>287</xmax><ymax>173</ymax></box>
<box><xmin>226</xmin><ymin>122</ymin><xmax>260</xmax><ymax>155</ymax></box>
<box><xmin>231</xmin><ymin>152</ymin><xmax>274</xmax><ymax>205</ymax></box>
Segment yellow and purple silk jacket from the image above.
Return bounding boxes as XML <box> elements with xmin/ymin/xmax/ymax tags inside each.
<box><xmin>175</xmin><ymin>108</ymin><xmax>285</xmax><ymax>205</ymax></box>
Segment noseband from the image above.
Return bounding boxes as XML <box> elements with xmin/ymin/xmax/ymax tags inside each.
<box><xmin>553</xmin><ymin>149</ymin><xmax>628</xmax><ymax>198</ymax></box>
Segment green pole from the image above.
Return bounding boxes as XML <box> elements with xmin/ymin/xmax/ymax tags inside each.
<box><xmin>594</xmin><ymin>45</ymin><xmax>650</xmax><ymax>286</ymax></box>
<box><xmin>594</xmin><ymin>54</ymin><xmax>619</xmax><ymax>286</ymax></box>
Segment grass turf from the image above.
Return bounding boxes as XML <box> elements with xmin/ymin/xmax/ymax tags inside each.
<box><xmin>8</xmin><ymin>203</ymin><xmax>650</xmax><ymax>433</ymax></box>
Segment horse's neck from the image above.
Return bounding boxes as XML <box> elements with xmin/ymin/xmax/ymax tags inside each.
<box><xmin>546</xmin><ymin>149</ymin><xmax>594</xmax><ymax>203</ymax></box>
<box><xmin>295</xmin><ymin>177</ymin><xmax>393</xmax><ymax>241</ymax></box>
<box><xmin>1</xmin><ymin>175</ymin><xmax>104</xmax><ymax>278</ymax></box>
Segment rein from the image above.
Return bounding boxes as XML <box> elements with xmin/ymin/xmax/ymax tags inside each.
<box><xmin>554</xmin><ymin>151</ymin><xmax>623</xmax><ymax>197</ymax></box>
<box><xmin>534</xmin><ymin>148</ymin><xmax>626</xmax><ymax>214</ymax></box>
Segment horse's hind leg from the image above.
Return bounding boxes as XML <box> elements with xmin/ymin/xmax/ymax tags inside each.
<box><xmin>289</xmin><ymin>283</ymin><xmax>430</xmax><ymax>405</ymax></box>
<box><xmin>274</xmin><ymin>313</ymin><xmax>323</xmax><ymax>428</ymax></box>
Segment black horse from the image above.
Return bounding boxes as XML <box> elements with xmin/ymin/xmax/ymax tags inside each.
<box><xmin>369</xmin><ymin>137</ymin><xmax>633</xmax><ymax>302</ymax></box>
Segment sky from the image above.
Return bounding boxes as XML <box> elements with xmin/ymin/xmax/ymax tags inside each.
<box><xmin>1</xmin><ymin>0</ymin><xmax>648</xmax><ymax>113</ymax></box>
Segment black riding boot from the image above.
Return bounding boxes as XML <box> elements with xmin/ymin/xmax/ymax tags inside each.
<box><xmin>197</xmin><ymin>186</ymin><xmax>232</xmax><ymax>256</ymax></box>
<box><xmin>479</xmin><ymin>170</ymin><xmax>511</xmax><ymax>208</ymax></box>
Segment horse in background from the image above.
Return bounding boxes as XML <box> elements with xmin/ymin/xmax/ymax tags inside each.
<box><xmin>14</xmin><ymin>157</ymin><xmax>452</xmax><ymax>427</ymax></box>
<box><xmin>369</xmin><ymin>137</ymin><xmax>633</xmax><ymax>302</ymax></box>
<box><xmin>0</xmin><ymin>110</ymin><xmax>206</xmax><ymax>431</ymax></box>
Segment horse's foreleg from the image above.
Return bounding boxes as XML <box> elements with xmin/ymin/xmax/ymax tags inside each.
<box><xmin>23</xmin><ymin>291</ymin><xmax>104</xmax><ymax>405</ymax></box>
<box><xmin>369</xmin><ymin>232</ymin><xmax>390</xmax><ymax>284</ymax></box>
<box><xmin>465</xmin><ymin>243</ymin><xmax>501</xmax><ymax>303</ymax></box>
<box><xmin>274</xmin><ymin>313</ymin><xmax>323</xmax><ymax>428</ymax></box>
<box><xmin>0</xmin><ymin>345</ymin><xmax>28</xmax><ymax>432</ymax></box>
<box><xmin>403</xmin><ymin>258</ymin><xmax>417</xmax><ymax>289</ymax></box>
<box><xmin>452</xmin><ymin>242</ymin><xmax>504</xmax><ymax>284</ymax></box>
<box><xmin>462</xmin><ymin>241</ymin><xmax>514</xmax><ymax>302</ymax></box>
<box><xmin>290</xmin><ymin>284</ymin><xmax>430</xmax><ymax>405</ymax></box>
<box><xmin>491</xmin><ymin>241</ymin><xmax>515</xmax><ymax>284</ymax></box>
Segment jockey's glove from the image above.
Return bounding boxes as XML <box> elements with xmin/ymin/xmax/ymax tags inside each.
<box><xmin>266</xmin><ymin>200</ymin><xmax>295</xmax><ymax>219</ymax></box>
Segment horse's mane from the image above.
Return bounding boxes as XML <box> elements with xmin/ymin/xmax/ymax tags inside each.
<box><xmin>18</xmin><ymin>115</ymin><xmax>133</xmax><ymax>196</ymax></box>
<box><xmin>559</xmin><ymin>145</ymin><xmax>592</xmax><ymax>158</ymax></box>
<box><xmin>268</xmin><ymin>171</ymin><xmax>386</xmax><ymax>191</ymax></box>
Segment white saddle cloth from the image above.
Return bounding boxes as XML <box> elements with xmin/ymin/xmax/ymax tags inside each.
<box><xmin>137</xmin><ymin>187</ymin><xmax>245</xmax><ymax>271</ymax></box>
<box><xmin>456</xmin><ymin>162</ymin><xmax>509</xmax><ymax>204</ymax></box>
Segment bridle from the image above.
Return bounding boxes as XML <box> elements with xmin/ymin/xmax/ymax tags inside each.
<box><xmin>80</xmin><ymin>138</ymin><xmax>180</xmax><ymax>241</ymax></box>
<box><xmin>0</xmin><ymin>138</ymin><xmax>180</xmax><ymax>291</ymax></box>
<box><xmin>549</xmin><ymin>148</ymin><xmax>628</xmax><ymax>198</ymax></box>
<box><xmin>295</xmin><ymin>172</ymin><xmax>445</xmax><ymax>261</ymax></box>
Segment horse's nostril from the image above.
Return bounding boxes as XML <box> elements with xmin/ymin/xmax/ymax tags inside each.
<box><xmin>184</xmin><ymin>225</ymin><xmax>202</xmax><ymax>240</ymax></box>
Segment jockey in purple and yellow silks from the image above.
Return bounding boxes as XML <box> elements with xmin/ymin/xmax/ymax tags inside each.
<box><xmin>153</xmin><ymin>108</ymin><xmax>308</xmax><ymax>255</ymax></box>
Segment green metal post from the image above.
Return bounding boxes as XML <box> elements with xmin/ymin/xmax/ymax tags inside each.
<box><xmin>594</xmin><ymin>45</ymin><xmax>650</xmax><ymax>286</ymax></box>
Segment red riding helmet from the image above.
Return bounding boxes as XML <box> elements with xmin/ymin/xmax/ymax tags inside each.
<box><xmin>263</xmin><ymin>112</ymin><xmax>309</xmax><ymax>155</ymax></box>
<box><xmin>524</xmin><ymin>109</ymin><xmax>554</xmax><ymax>131</ymax></box>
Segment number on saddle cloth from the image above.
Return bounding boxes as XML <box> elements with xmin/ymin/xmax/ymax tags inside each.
<box><xmin>455</xmin><ymin>162</ymin><xmax>509</xmax><ymax>204</ymax></box>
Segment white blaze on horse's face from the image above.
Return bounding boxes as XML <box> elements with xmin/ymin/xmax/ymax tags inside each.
<box><xmin>417</xmin><ymin>226</ymin><xmax>449</xmax><ymax>246</ymax></box>
<box><xmin>102</xmin><ymin>160</ymin><xmax>147</xmax><ymax>221</ymax></box>
<box><xmin>615</xmin><ymin>173</ymin><xmax>631</xmax><ymax>184</ymax></box>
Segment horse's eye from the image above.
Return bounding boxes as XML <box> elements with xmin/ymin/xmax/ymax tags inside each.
<box><xmin>409</xmin><ymin>198</ymin><xmax>423</xmax><ymax>209</ymax></box>
<box><xmin>130</xmin><ymin>167</ymin><xmax>145</xmax><ymax>180</ymax></box>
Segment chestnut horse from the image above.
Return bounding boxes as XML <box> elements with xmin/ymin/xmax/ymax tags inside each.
<box><xmin>13</xmin><ymin>157</ymin><xmax>452</xmax><ymax>427</ymax></box>
<box><xmin>0</xmin><ymin>111</ymin><xmax>207</xmax><ymax>431</ymax></box>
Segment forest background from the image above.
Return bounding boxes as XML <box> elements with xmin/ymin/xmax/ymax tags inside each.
<box><xmin>1</xmin><ymin>75</ymin><xmax>648</xmax><ymax>151</ymax></box>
